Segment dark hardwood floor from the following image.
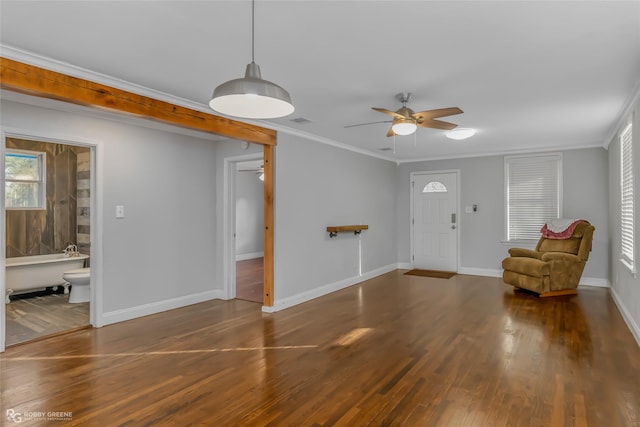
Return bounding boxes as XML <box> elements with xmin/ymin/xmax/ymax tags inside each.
<box><xmin>236</xmin><ymin>257</ymin><xmax>263</xmax><ymax>303</ymax></box>
<box><xmin>1</xmin><ymin>271</ymin><xmax>639</xmax><ymax>426</ymax></box>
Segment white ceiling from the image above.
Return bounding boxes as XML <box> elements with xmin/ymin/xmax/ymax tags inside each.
<box><xmin>1</xmin><ymin>1</ymin><xmax>639</xmax><ymax>162</ymax></box>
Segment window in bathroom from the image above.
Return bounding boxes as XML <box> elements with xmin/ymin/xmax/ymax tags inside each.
<box><xmin>5</xmin><ymin>149</ymin><xmax>46</xmax><ymax>209</ymax></box>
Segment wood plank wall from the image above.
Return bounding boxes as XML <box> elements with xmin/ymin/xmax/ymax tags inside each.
<box><xmin>5</xmin><ymin>138</ymin><xmax>90</xmax><ymax>257</ymax></box>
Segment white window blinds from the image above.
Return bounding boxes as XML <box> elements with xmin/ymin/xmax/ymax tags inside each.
<box><xmin>620</xmin><ymin>123</ymin><xmax>634</xmax><ymax>270</ymax></box>
<box><xmin>505</xmin><ymin>153</ymin><xmax>562</xmax><ymax>241</ymax></box>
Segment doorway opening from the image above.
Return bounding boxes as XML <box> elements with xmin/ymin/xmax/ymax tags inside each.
<box><xmin>235</xmin><ymin>158</ymin><xmax>264</xmax><ymax>304</ymax></box>
<box><xmin>4</xmin><ymin>136</ymin><xmax>93</xmax><ymax>346</ymax></box>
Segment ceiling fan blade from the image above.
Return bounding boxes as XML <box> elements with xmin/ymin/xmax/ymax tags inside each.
<box><xmin>344</xmin><ymin>120</ymin><xmax>392</xmax><ymax>129</ymax></box>
<box><xmin>238</xmin><ymin>165</ymin><xmax>264</xmax><ymax>172</ymax></box>
<box><xmin>417</xmin><ymin>119</ymin><xmax>458</xmax><ymax>130</ymax></box>
<box><xmin>372</xmin><ymin>107</ymin><xmax>405</xmax><ymax>119</ymax></box>
<box><xmin>412</xmin><ymin>107</ymin><xmax>463</xmax><ymax>121</ymax></box>
<box><xmin>386</xmin><ymin>126</ymin><xmax>396</xmax><ymax>137</ymax></box>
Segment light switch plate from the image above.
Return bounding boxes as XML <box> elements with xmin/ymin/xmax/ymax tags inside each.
<box><xmin>116</xmin><ymin>205</ymin><xmax>125</xmax><ymax>218</ymax></box>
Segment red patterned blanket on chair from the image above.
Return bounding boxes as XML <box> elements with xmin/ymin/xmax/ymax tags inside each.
<box><xmin>540</xmin><ymin>219</ymin><xmax>587</xmax><ymax>239</ymax></box>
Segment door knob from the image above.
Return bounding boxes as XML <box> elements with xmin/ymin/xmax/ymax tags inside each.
<box><xmin>452</xmin><ymin>225</ymin><xmax>456</xmax><ymax>230</ymax></box>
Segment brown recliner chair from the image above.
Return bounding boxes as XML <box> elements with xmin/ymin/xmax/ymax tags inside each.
<box><xmin>502</xmin><ymin>221</ymin><xmax>595</xmax><ymax>297</ymax></box>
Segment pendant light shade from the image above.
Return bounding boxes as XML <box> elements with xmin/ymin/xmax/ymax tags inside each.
<box><xmin>210</xmin><ymin>62</ymin><xmax>294</xmax><ymax>119</ymax></box>
<box><xmin>209</xmin><ymin>0</ymin><xmax>294</xmax><ymax>119</ymax></box>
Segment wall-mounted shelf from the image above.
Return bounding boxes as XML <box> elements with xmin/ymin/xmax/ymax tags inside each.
<box><xmin>327</xmin><ymin>225</ymin><xmax>369</xmax><ymax>238</ymax></box>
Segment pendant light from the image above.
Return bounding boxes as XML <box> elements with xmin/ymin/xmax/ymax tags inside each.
<box><xmin>209</xmin><ymin>0</ymin><xmax>294</xmax><ymax>119</ymax></box>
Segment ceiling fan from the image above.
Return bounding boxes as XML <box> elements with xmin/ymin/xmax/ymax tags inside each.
<box><xmin>346</xmin><ymin>92</ymin><xmax>463</xmax><ymax>137</ymax></box>
<box><xmin>238</xmin><ymin>164</ymin><xmax>265</xmax><ymax>181</ymax></box>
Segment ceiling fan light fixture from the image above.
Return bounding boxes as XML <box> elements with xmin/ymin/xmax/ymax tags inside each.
<box><xmin>392</xmin><ymin>119</ymin><xmax>418</xmax><ymax>136</ymax></box>
<box><xmin>445</xmin><ymin>128</ymin><xmax>476</xmax><ymax>140</ymax></box>
<box><xmin>209</xmin><ymin>0</ymin><xmax>294</xmax><ymax>119</ymax></box>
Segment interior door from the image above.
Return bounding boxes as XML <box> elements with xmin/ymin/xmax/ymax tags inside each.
<box><xmin>412</xmin><ymin>172</ymin><xmax>458</xmax><ymax>271</ymax></box>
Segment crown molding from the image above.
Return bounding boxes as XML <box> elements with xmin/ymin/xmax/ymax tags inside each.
<box><xmin>1</xmin><ymin>44</ymin><xmax>216</xmax><ymax>117</ymax></box>
<box><xmin>256</xmin><ymin>122</ymin><xmax>398</xmax><ymax>163</ymax></box>
<box><xmin>603</xmin><ymin>79</ymin><xmax>640</xmax><ymax>149</ymax></box>
<box><xmin>396</xmin><ymin>142</ymin><xmax>606</xmax><ymax>164</ymax></box>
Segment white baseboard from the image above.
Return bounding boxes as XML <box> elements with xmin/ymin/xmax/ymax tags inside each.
<box><xmin>579</xmin><ymin>277</ymin><xmax>610</xmax><ymax>288</ymax></box>
<box><xmin>262</xmin><ymin>263</ymin><xmax>397</xmax><ymax>313</ymax></box>
<box><xmin>451</xmin><ymin>267</ymin><xmax>609</xmax><ymax>289</ymax></box>
<box><xmin>397</xmin><ymin>265</ymin><xmax>505</xmax><ymax>278</ymax></box>
<box><xmin>609</xmin><ymin>287</ymin><xmax>640</xmax><ymax>347</ymax></box>
<box><xmin>100</xmin><ymin>289</ymin><xmax>225</xmax><ymax>326</ymax></box>
<box><xmin>457</xmin><ymin>267</ymin><xmax>503</xmax><ymax>277</ymax></box>
<box><xmin>401</xmin><ymin>265</ymin><xmax>610</xmax><ymax>288</ymax></box>
<box><xmin>236</xmin><ymin>251</ymin><xmax>264</xmax><ymax>261</ymax></box>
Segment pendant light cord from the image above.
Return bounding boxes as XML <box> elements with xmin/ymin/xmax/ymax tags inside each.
<box><xmin>251</xmin><ymin>0</ymin><xmax>255</xmax><ymax>63</ymax></box>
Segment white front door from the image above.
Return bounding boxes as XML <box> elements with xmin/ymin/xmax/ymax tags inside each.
<box><xmin>412</xmin><ymin>172</ymin><xmax>458</xmax><ymax>271</ymax></box>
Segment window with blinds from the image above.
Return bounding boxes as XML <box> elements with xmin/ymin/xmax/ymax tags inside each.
<box><xmin>620</xmin><ymin>122</ymin><xmax>634</xmax><ymax>272</ymax></box>
<box><xmin>505</xmin><ymin>153</ymin><xmax>562</xmax><ymax>241</ymax></box>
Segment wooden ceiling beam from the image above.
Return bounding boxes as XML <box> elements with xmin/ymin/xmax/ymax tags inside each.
<box><xmin>0</xmin><ymin>57</ymin><xmax>276</xmax><ymax>146</ymax></box>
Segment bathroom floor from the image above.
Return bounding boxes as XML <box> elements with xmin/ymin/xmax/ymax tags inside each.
<box><xmin>5</xmin><ymin>293</ymin><xmax>89</xmax><ymax>346</ymax></box>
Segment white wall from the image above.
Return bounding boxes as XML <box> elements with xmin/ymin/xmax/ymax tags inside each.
<box><xmin>235</xmin><ymin>166</ymin><xmax>264</xmax><ymax>259</ymax></box>
<box><xmin>272</xmin><ymin>133</ymin><xmax>397</xmax><ymax>309</ymax></box>
<box><xmin>608</xmin><ymin>92</ymin><xmax>640</xmax><ymax>344</ymax></box>
<box><xmin>1</xmin><ymin>97</ymin><xmax>222</xmax><ymax>325</ymax></box>
<box><xmin>563</xmin><ymin>147</ymin><xmax>610</xmax><ymax>280</ymax></box>
<box><xmin>396</xmin><ymin>147</ymin><xmax>610</xmax><ymax>281</ymax></box>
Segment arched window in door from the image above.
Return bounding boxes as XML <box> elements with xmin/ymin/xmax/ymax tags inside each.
<box><xmin>423</xmin><ymin>180</ymin><xmax>448</xmax><ymax>193</ymax></box>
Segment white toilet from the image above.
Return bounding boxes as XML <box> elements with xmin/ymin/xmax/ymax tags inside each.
<box><xmin>63</xmin><ymin>268</ymin><xmax>91</xmax><ymax>303</ymax></box>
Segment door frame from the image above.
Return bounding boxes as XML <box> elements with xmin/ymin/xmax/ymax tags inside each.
<box><xmin>0</xmin><ymin>127</ymin><xmax>101</xmax><ymax>352</ymax></box>
<box><xmin>223</xmin><ymin>152</ymin><xmax>264</xmax><ymax>302</ymax></box>
<box><xmin>409</xmin><ymin>170</ymin><xmax>461</xmax><ymax>271</ymax></box>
